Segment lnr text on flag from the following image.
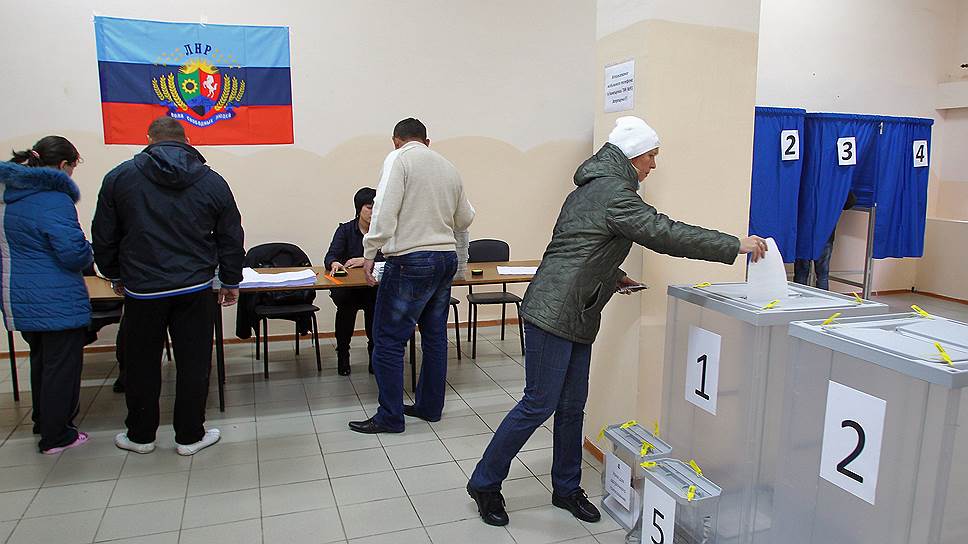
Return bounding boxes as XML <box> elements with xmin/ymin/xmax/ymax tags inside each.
<box><xmin>94</xmin><ymin>16</ymin><xmax>293</xmax><ymax>145</ymax></box>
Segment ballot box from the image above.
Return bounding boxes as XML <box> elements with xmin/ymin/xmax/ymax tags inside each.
<box><xmin>601</xmin><ymin>422</ymin><xmax>674</xmax><ymax>537</ymax></box>
<box><xmin>659</xmin><ymin>282</ymin><xmax>887</xmax><ymax>543</ymax></box>
<box><xmin>640</xmin><ymin>459</ymin><xmax>723</xmax><ymax>544</ymax></box>
<box><xmin>771</xmin><ymin>313</ymin><xmax>968</xmax><ymax>544</ymax></box>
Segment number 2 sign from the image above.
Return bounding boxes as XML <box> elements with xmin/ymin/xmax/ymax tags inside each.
<box><xmin>781</xmin><ymin>130</ymin><xmax>800</xmax><ymax>161</ymax></box>
<box><xmin>819</xmin><ymin>381</ymin><xmax>886</xmax><ymax>505</ymax></box>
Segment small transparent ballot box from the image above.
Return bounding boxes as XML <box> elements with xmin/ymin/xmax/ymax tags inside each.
<box><xmin>660</xmin><ymin>282</ymin><xmax>885</xmax><ymax>543</ymax></box>
<box><xmin>640</xmin><ymin>459</ymin><xmax>723</xmax><ymax>544</ymax></box>
<box><xmin>601</xmin><ymin>422</ymin><xmax>672</xmax><ymax>539</ymax></box>
<box><xmin>772</xmin><ymin>313</ymin><xmax>968</xmax><ymax>544</ymax></box>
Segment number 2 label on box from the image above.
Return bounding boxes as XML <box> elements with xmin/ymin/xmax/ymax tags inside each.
<box><xmin>685</xmin><ymin>326</ymin><xmax>721</xmax><ymax>415</ymax></box>
<box><xmin>819</xmin><ymin>381</ymin><xmax>886</xmax><ymax>505</ymax></box>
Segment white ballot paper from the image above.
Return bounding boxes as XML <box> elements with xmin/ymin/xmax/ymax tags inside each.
<box><xmin>373</xmin><ymin>262</ymin><xmax>386</xmax><ymax>282</ymax></box>
<box><xmin>240</xmin><ymin>268</ymin><xmax>317</xmax><ymax>289</ymax></box>
<box><xmin>497</xmin><ymin>266</ymin><xmax>538</xmax><ymax>275</ymax></box>
<box><xmin>745</xmin><ymin>237</ymin><xmax>787</xmax><ymax>303</ymax></box>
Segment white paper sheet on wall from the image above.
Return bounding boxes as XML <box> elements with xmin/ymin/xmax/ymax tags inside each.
<box><xmin>745</xmin><ymin>237</ymin><xmax>787</xmax><ymax>303</ymax></box>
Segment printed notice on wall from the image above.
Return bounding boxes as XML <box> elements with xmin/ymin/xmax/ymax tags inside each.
<box><xmin>604</xmin><ymin>60</ymin><xmax>635</xmax><ymax>112</ymax></box>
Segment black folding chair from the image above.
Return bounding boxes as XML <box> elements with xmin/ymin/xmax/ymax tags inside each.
<box><xmin>466</xmin><ymin>239</ymin><xmax>525</xmax><ymax>358</ymax></box>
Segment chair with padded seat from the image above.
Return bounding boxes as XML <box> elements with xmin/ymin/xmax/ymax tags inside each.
<box><xmin>465</xmin><ymin>239</ymin><xmax>525</xmax><ymax>358</ymax></box>
<box><xmin>242</xmin><ymin>242</ymin><xmax>321</xmax><ymax>378</ymax></box>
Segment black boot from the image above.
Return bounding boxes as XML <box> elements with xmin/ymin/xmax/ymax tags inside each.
<box><xmin>467</xmin><ymin>483</ymin><xmax>509</xmax><ymax>526</ymax></box>
<box><xmin>337</xmin><ymin>349</ymin><xmax>350</xmax><ymax>376</ymax></box>
<box><xmin>552</xmin><ymin>488</ymin><xmax>600</xmax><ymax>522</ymax></box>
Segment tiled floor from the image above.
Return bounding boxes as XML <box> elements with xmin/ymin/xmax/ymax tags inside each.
<box><xmin>0</xmin><ymin>292</ymin><xmax>963</xmax><ymax>544</ymax></box>
<box><xmin>0</xmin><ymin>324</ymin><xmax>623</xmax><ymax>544</ymax></box>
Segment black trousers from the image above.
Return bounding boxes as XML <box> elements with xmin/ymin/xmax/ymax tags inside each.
<box><xmin>22</xmin><ymin>328</ymin><xmax>85</xmax><ymax>451</ymax></box>
<box><xmin>121</xmin><ymin>290</ymin><xmax>215</xmax><ymax>445</ymax></box>
<box><xmin>331</xmin><ymin>287</ymin><xmax>377</xmax><ymax>355</ymax></box>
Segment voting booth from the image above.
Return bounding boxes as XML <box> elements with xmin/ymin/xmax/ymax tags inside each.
<box><xmin>601</xmin><ymin>422</ymin><xmax>673</xmax><ymax>537</ymax></box>
<box><xmin>771</xmin><ymin>313</ymin><xmax>968</xmax><ymax>543</ymax></box>
<box><xmin>659</xmin><ymin>282</ymin><xmax>886</xmax><ymax>543</ymax></box>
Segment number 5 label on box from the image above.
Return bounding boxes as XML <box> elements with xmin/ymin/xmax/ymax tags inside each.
<box><xmin>642</xmin><ymin>478</ymin><xmax>677</xmax><ymax>544</ymax></box>
<box><xmin>819</xmin><ymin>381</ymin><xmax>886</xmax><ymax>505</ymax></box>
<box><xmin>685</xmin><ymin>326</ymin><xmax>721</xmax><ymax>415</ymax></box>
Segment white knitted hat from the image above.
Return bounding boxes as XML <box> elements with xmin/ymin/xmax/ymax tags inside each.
<box><xmin>607</xmin><ymin>116</ymin><xmax>660</xmax><ymax>159</ymax></box>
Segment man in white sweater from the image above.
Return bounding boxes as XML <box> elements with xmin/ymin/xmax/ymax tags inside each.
<box><xmin>349</xmin><ymin>118</ymin><xmax>475</xmax><ymax>434</ymax></box>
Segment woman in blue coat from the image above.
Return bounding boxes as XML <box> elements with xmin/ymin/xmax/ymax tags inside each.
<box><xmin>1</xmin><ymin>136</ymin><xmax>93</xmax><ymax>454</ymax></box>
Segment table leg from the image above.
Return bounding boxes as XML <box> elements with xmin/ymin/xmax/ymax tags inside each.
<box><xmin>8</xmin><ymin>331</ymin><xmax>18</xmax><ymax>402</ymax></box>
<box><xmin>214</xmin><ymin>302</ymin><xmax>226</xmax><ymax>412</ymax></box>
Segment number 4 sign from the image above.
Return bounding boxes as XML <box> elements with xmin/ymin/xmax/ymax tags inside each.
<box><xmin>684</xmin><ymin>326</ymin><xmax>721</xmax><ymax>415</ymax></box>
<box><xmin>913</xmin><ymin>140</ymin><xmax>928</xmax><ymax>168</ymax></box>
<box><xmin>819</xmin><ymin>381</ymin><xmax>887</xmax><ymax>505</ymax></box>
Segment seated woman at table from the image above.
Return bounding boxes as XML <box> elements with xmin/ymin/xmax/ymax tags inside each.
<box><xmin>324</xmin><ymin>187</ymin><xmax>383</xmax><ymax>376</ymax></box>
<box><xmin>1</xmin><ymin>136</ymin><xmax>93</xmax><ymax>454</ymax></box>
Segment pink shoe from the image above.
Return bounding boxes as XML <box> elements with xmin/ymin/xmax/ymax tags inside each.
<box><xmin>42</xmin><ymin>432</ymin><xmax>89</xmax><ymax>455</ymax></box>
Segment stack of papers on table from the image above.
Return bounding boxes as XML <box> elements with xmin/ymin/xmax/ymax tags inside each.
<box><xmin>497</xmin><ymin>266</ymin><xmax>538</xmax><ymax>275</ymax></box>
<box><xmin>240</xmin><ymin>268</ymin><xmax>317</xmax><ymax>289</ymax></box>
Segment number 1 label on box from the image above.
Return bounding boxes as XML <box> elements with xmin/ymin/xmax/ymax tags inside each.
<box><xmin>685</xmin><ymin>326</ymin><xmax>721</xmax><ymax>415</ymax></box>
<box><xmin>819</xmin><ymin>381</ymin><xmax>886</xmax><ymax>505</ymax></box>
<box><xmin>642</xmin><ymin>478</ymin><xmax>677</xmax><ymax>544</ymax></box>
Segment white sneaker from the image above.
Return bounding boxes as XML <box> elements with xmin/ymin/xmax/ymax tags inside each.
<box><xmin>114</xmin><ymin>432</ymin><xmax>156</xmax><ymax>454</ymax></box>
<box><xmin>176</xmin><ymin>428</ymin><xmax>221</xmax><ymax>456</ymax></box>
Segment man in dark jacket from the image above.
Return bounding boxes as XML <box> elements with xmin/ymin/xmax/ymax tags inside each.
<box><xmin>92</xmin><ymin>117</ymin><xmax>244</xmax><ymax>456</ymax></box>
<box><xmin>467</xmin><ymin>116</ymin><xmax>767</xmax><ymax>526</ymax></box>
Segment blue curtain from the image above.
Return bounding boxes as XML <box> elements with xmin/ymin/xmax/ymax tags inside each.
<box><xmin>872</xmin><ymin>117</ymin><xmax>933</xmax><ymax>258</ymax></box>
<box><xmin>750</xmin><ymin>107</ymin><xmax>805</xmax><ymax>262</ymax></box>
<box><xmin>796</xmin><ymin>113</ymin><xmax>881</xmax><ymax>260</ymax></box>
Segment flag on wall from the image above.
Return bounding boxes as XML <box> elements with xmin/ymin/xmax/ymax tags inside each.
<box><xmin>94</xmin><ymin>16</ymin><xmax>293</xmax><ymax>145</ymax></box>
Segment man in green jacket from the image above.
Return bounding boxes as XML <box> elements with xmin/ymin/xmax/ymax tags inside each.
<box><xmin>467</xmin><ymin>116</ymin><xmax>767</xmax><ymax>526</ymax></box>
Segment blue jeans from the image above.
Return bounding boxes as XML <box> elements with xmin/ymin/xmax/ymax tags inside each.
<box><xmin>371</xmin><ymin>251</ymin><xmax>457</xmax><ymax>431</ymax></box>
<box><xmin>794</xmin><ymin>233</ymin><xmax>835</xmax><ymax>290</ymax></box>
<box><xmin>470</xmin><ymin>321</ymin><xmax>592</xmax><ymax>495</ymax></box>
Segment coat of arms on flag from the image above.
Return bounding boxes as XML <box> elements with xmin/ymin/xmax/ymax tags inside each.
<box><xmin>95</xmin><ymin>16</ymin><xmax>293</xmax><ymax>145</ymax></box>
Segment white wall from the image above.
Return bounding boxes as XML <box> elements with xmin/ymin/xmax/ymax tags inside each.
<box><xmin>0</xmin><ymin>0</ymin><xmax>597</xmax><ymax>349</ymax></box>
<box><xmin>756</xmin><ymin>0</ymin><xmax>963</xmax><ymax>290</ymax></box>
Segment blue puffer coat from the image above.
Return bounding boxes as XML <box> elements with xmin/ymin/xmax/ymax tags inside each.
<box><xmin>0</xmin><ymin>161</ymin><xmax>93</xmax><ymax>332</ymax></box>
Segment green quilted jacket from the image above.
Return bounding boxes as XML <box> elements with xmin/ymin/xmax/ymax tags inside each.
<box><xmin>520</xmin><ymin>143</ymin><xmax>740</xmax><ymax>344</ymax></box>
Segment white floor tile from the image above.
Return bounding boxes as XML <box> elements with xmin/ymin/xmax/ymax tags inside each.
<box><xmin>96</xmin><ymin>498</ymin><xmax>184</xmax><ymax>541</ymax></box>
<box><xmin>409</xmin><ymin>487</ymin><xmax>479</xmax><ymax>526</ymax></box>
<box><xmin>0</xmin><ymin>489</ymin><xmax>34</xmax><ymax>521</ymax></box>
<box><xmin>258</xmin><ymin>454</ymin><xmax>327</xmax><ymax>486</ymax></box>
<box><xmin>260</xmin><ymin>479</ymin><xmax>336</xmax><ymax>516</ymax></box>
<box><xmin>425</xmin><ymin>518</ymin><xmax>516</xmax><ymax>544</ymax></box>
<box><xmin>339</xmin><ymin>496</ymin><xmax>421</xmax><ymax>540</ymax></box>
<box><xmin>324</xmin><ymin>447</ymin><xmax>391</xmax><ymax>478</ymax></box>
<box><xmin>430</xmin><ymin>415</ymin><xmax>491</xmax><ymax>439</ymax></box>
<box><xmin>188</xmin><ymin>440</ymin><xmax>257</xmax><ymax>469</ymax></box>
<box><xmin>331</xmin><ymin>470</ymin><xmax>405</xmax><ymax>506</ymax></box>
<box><xmin>182</xmin><ymin>488</ymin><xmax>261</xmax><ymax>529</ymax></box>
<box><xmin>504</xmin><ymin>505</ymin><xmax>591</xmax><ymax>544</ymax></box>
<box><xmin>109</xmin><ymin>471</ymin><xmax>188</xmax><ymax>506</ymax></box>
<box><xmin>43</xmin><ymin>455</ymin><xmax>125</xmax><ymax>487</ymax></box>
<box><xmin>318</xmin><ymin>429</ymin><xmax>382</xmax><ymax>454</ymax></box>
<box><xmin>385</xmin><ymin>440</ymin><xmax>454</xmax><ymax>469</ymax></box>
<box><xmin>262</xmin><ymin>507</ymin><xmax>345</xmax><ymax>543</ymax></box>
<box><xmin>7</xmin><ymin>509</ymin><xmax>102</xmax><ymax>544</ymax></box>
<box><xmin>441</xmin><ymin>433</ymin><xmax>493</xmax><ymax>461</ymax></box>
<box><xmin>349</xmin><ymin>527</ymin><xmax>431</xmax><ymax>544</ymax></box>
<box><xmin>396</xmin><ymin>461</ymin><xmax>468</xmax><ymax>496</ymax></box>
<box><xmin>187</xmin><ymin>462</ymin><xmax>259</xmax><ymax>496</ymax></box>
<box><xmin>178</xmin><ymin>518</ymin><xmax>262</xmax><ymax>544</ymax></box>
<box><xmin>0</xmin><ymin>463</ymin><xmax>53</xmax><ymax>492</ymax></box>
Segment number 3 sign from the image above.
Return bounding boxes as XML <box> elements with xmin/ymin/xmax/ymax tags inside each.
<box><xmin>819</xmin><ymin>381</ymin><xmax>886</xmax><ymax>505</ymax></box>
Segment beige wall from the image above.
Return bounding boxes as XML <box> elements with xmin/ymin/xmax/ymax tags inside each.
<box><xmin>915</xmin><ymin>218</ymin><xmax>968</xmax><ymax>300</ymax></box>
<box><xmin>585</xmin><ymin>4</ymin><xmax>760</xmax><ymax>443</ymax></box>
<box><xmin>0</xmin><ymin>0</ymin><xmax>596</xmax><ymax>350</ymax></box>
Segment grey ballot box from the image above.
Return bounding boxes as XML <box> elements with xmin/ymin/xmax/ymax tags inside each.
<box><xmin>600</xmin><ymin>423</ymin><xmax>673</xmax><ymax>536</ymax></box>
<box><xmin>772</xmin><ymin>313</ymin><xmax>968</xmax><ymax>544</ymax></box>
<box><xmin>660</xmin><ymin>282</ymin><xmax>886</xmax><ymax>544</ymax></box>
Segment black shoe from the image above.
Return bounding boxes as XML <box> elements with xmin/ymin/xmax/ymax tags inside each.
<box><xmin>337</xmin><ymin>351</ymin><xmax>350</xmax><ymax>376</ymax></box>
<box><xmin>467</xmin><ymin>483</ymin><xmax>509</xmax><ymax>526</ymax></box>
<box><xmin>403</xmin><ymin>404</ymin><xmax>441</xmax><ymax>423</ymax></box>
<box><xmin>112</xmin><ymin>377</ymin><xmax>125</xmax><ymax>393</ymax></box>
<box><xmin>348</xmin><ymin>417</ymin><xmax>402</xmax><ymax>435</ymax></box>
<box><xmin>552</xmin><ymin>488</ymin><xmax>600</xmax><ymax>523</ymax></box>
